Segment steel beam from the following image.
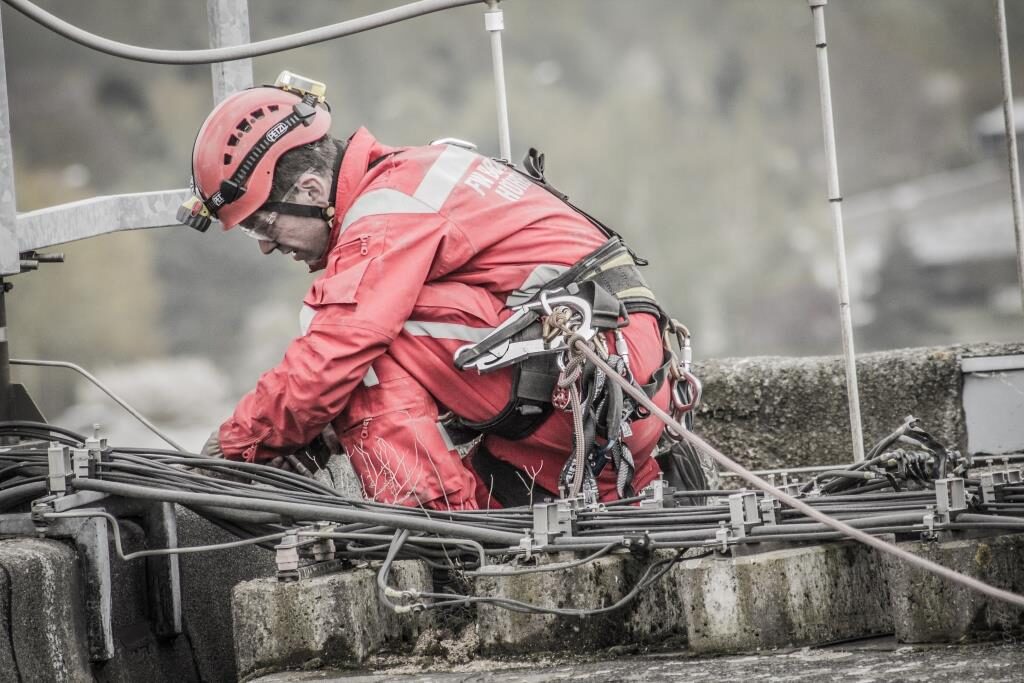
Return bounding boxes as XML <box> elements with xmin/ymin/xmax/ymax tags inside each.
<box><xmin>15</xmin><ymin>189</ymin><xmax>189</xmax><ymax>251</ymax></box>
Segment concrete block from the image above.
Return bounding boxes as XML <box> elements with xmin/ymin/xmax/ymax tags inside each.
<box><xmin>681</xmin><ymin>542</ymin><xmax>893</xmax><ymax>653</ymax></box>
<box><xmin>0</xmin><ymin>560</ymin><xmax>16</xmax><ymax>683</ymax></box>
<box><xmin>0</xmin><ymin>538</ymin><xmax>92</xmax><ymax>682</ymax></box>
<box><xmin>313</xmin><ymin>453</ymin><xmax>364</xmax><ymax>500</ymax></box>
<box><xmin>101</xmin><ymin>520</ymin><xmax>199</xmax><ymax>683</ymax></box>
<box><xmin>176</xmin><ymin>507</ymin><xmax>276</xmax><ymax>683</ymax></box>
<box><xmin>888</xmin><ymin>533</ymin><xmax>1024</xmax><ymax>643</ymax></box>
<box><xmin>474</xmin><ymin>554</ymin><xmax>634</xmax><ymax>654</ymax></box>
<box><xmin>623</xmin><ymin>550</ymin><xmax>688</xmax><ymax>646</ymax></box>
<box><xmin>232</xmin><ymin>561</ymin><xmax>431</xmax><ymax>678</ymax></box>
<box><xmin>694</xmin><ymin>344</ymin><xmax>978</xmax><ymax>470</ymax></box>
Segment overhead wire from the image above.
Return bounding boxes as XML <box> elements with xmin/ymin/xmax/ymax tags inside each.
<box><xmin>0</xmin><ymin>0</ymin><xmax>482</xmax><ymax>65</ymax></box>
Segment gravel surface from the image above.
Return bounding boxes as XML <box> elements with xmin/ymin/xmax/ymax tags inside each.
<box><xmin>252</xmin><ymin>638</ymin><xmax>1024</xmax><ymax>682</ymax></box>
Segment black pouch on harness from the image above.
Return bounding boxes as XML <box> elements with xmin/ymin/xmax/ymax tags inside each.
<box><xmin>457</xmin><ymin>319</ymin><xmax>559</xmax><ymax>440</ymax></box>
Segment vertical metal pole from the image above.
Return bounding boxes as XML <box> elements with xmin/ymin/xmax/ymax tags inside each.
<box><xmin>0</xmin><ymin>12</ymin><xmax>22</xmax><ymax>276</ymax></box>
<box><xmin>995</xmin><ymin>0</ymin><xmax>1024</xmax><ymax>313</ymax></box>
<box><xmin>0</xmin><ymin>12</ymin><xmax>20</xmax><ymax>422</ymax></box>
<box><xmin>485</xmin><ymin>1</ymin><xmax>512</xmax><ymax>160</ymax></box>
<box><xmin>207</xmin><ymin>0</ymin><xmax>254</xmax><ymax>104</ymax></box>
<box><xmin>808</xmin><ymin>0</ymin><xmax>866</xmax><ymax>462</ymax></box>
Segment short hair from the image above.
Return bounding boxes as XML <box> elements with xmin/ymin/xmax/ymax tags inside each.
<box><xmin>268</xmin><ymin>135</ymin><xmax>345</xmax><ymax>202</ymax></box>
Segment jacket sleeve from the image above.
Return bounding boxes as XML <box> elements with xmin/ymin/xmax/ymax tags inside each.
<box><xmin>218</xmin><ymin>210</ymin><xmax>474</xmax><ymax>462</ymax></box>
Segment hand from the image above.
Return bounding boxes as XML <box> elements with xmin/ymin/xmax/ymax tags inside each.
<box><xmin>200</xmin><ymin>429</ymin><xmax>224</xmax><ymax>458</ymax></box>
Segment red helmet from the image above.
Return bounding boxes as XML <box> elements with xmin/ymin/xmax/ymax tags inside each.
<box><xmin>179</xmin><ymin>72</ymin><xmax>332</xmax><ymax>231</ymax></box>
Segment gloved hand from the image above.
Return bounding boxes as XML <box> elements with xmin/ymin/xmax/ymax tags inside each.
<box><xmin>200</xmin><ymin>429</ymin><xmax>224</xmax><ymax>459</ymax></box>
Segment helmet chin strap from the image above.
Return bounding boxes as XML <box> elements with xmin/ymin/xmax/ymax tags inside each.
<box><xmin>260</xmin><ymin>139</ymin><xmax>347</xmax><ymax>225</ymax></box>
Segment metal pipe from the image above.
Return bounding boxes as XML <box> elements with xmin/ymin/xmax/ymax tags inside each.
<box><xmin>2</xmin><ymin>0</ymin><xmax>482</xmax><ymax>65</ymax></box>
<box><xmin>995</xmin><ymin>0</ymin><xmax>1024</xmax><ymax>312</ymax></box>
<box><xmin>485</xmin><ymin>1</ymin><xmax>512</xmax><ymax>160</ymax></box>
<box><xmin>807</xmin><ymin>0</ymin><xmax>865</xmax><ymax>463</ymax></box>
<box><xmin>9</xmin><ymin>359</ymin><xmax>185</xmax><ymax>451</ymax></box>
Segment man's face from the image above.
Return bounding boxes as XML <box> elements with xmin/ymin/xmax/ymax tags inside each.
<box><xmin>240</xmin><ymin>210</ymin><xmax>329</xmax><ymax>266</ymax></box>
<box><xmin>237</xmin><ymin>171</ymin><xmax>332</xmax><ymax>267</ymax></box>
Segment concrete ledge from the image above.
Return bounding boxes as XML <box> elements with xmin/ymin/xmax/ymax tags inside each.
<box><xmin>689</xmin><ymin>343</ymin><xmax>1024</xmax><ymax>470</ymax></box>
<box><xmin>680</xmin><ymin>542</ymin><xmax>894</xmax><ymax>653</ymax></box>
<box><xmin>0</xmin><ymin>554</ymin><xmax>17</xmax><ymax>683</ymax></box>
<box><xmin>474</xmin><ymin>554</ymin><xmax>632</xmax><ymax>654</ymax></box>
<box><xmin>0</xmin><ymin>538</ymin><xmax>92</xmax><ymax>682</ymax></box>
<box><xmin>232</xmin><ymin>561</ymin><xmax>431</xmax><ymax>679</ymax></box>
<box><xmin>695</xmin><ymin>346</ymin><xmax>966</xmax><ymax>469</ymax></box>
<box><xmin>889</xmin><ymin>533</ymin><xmax>1024</xmax><ymax>643</ymax></box>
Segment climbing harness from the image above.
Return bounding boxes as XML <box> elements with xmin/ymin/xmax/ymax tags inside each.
<box><xmin>451</xmin><ymin>148</ymin><xmax>704</xmax><ymax>501</ymax></box>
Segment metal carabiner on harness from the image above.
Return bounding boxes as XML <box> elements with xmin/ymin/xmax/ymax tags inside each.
<box><xmin>453</xmin><ymin>293</ymin><xmax>598</xmax><ymax>374</ymax></box>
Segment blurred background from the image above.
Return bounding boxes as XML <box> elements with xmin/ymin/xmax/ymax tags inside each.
<box><xmin>2</xmin><ymin>0</ymin><xmax>1023</xmax><ymax>447</ymax></box>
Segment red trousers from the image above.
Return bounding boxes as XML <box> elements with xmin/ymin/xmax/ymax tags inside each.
<box><xmin>332</xmin><ymin>283</ymin><xmax>669</xmax><ymax>510</ymax></box>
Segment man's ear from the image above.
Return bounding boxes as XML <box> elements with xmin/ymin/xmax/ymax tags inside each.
<box><xmin>296</xmin><ymin>172</ymin><xmax>331</xmax><ymax>205</ymax></box>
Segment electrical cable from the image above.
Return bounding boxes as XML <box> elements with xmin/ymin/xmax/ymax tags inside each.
<box><xmin>43</xmin><ymin>509</ymin><xmax>287</xmax><ymax>560</ymax></box>
<box><xmin>7</xmin><ymin>361</ymin><xmax>185</xmax><ymax>451</ymax></box>
<box><xmin>571</xmin><ymin>339</ymin><xmax>1024</xmax><ymax>609</ymax></box>
<box><xmin>0</xmin><ymin>0</ymin><xmax>481</xmax><ymax>65</ymax></box>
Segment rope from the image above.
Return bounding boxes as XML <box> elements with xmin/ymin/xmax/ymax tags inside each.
<box><xmin>0</xmin><ymin>0</ymin><xmax>481</xmax><ymax>65</ymax></box>
<box><xmin>569</xmin><ymin>338</ymin><xmax>1024</xmax><ymax>610</ymax></box>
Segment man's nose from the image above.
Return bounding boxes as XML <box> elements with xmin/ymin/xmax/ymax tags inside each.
<box><xmin>258</xmin><ymin>239</ymin><xmax>278</xmax><ymax>255</ymax></box>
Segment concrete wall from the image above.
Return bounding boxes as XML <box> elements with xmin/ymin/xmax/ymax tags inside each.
<box><xmin>693</xmin><ymin>342</ymin><xmax>1024</xmax><ymax>471</ymax></box>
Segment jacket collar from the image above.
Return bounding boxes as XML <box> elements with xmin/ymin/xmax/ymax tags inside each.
<box><xmin>308</xmin><ymin>127</ymin><xmax>395</xmax><ymax>272</ymax></box>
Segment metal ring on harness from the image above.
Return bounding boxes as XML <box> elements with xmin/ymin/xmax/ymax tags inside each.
<box><xmin>670</xmin><ymin>370</ymin><xmax>702</xmax><ymax>414</ymax></box>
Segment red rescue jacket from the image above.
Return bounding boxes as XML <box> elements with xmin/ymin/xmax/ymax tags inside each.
<box><xmin>219</xmin><ymin>128</ymin><xmax>648</xmax><ymax>464</ymax></box>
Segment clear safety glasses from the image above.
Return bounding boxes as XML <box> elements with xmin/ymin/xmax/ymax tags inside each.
<box><xmin>236</xmin><ymin>166</ymin><xmax>316</xmax><ymax>242</ymax></box>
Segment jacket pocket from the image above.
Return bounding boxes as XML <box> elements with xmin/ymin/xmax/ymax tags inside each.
<box><xmin>305</xmin><ymin>233</ymin><xmax>380</xmax><ymax>306</ymax></box>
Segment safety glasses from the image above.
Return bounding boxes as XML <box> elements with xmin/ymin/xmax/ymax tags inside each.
<box><xmin>236</xmin><ymin>166</ymin><xmax>315</xmax><ymax>242</ymax></box>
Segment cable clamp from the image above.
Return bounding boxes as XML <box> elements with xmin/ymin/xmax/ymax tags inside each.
<box><xmin>639</xmin><ymin>479</ymin><xmax>676</xmax><ymax>509</ymax></box>
<box><xmin>728</xmin><ymin>491</ymin><xmax>761</xmax><ymax>538</ymax></box>
<box><xmin>713</xmin><ymin>521</ymin><xmax>733</xmax><ymax>553</ymax></box>
<box><xmin>532</xmin><ymin>499</ymin><xmax>576</xmax><ymax>547</ymax></box>
<box><xmin>484</xmin><ymin>6</ymin><xmax>504</xmax><ymax>32</ymax></box>
<box><xmin>758</xmin><ymin>495</ymin><xmax>782</xmax><ymax>526</ymax></box>
<box><xmin>934</xmin><ymin>477</ymin><xmax>967</xmax><ymax>525</ymax></box>
<box><xmin>46</xmin><ymin>441</ymin><xmax>72</xmax><ymax>495</ymax></box>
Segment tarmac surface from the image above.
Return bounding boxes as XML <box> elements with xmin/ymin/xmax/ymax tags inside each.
<box><xmin>253</xmin><ymin>638</ymin><xmax>1024</xmax><ymax>682</ymax></box>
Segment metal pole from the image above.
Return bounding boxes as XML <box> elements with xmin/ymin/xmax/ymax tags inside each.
<box><xmin>995</xmin><ymin>0</ymin><xmax>1024</xmax><ymax>313</ymax></box>
<box><xmin>808</xmin><ymin>0</ymin><xmax>865</xmax><ymax>462</ymax></box>
<box><xmin>0</xmin><ymin>11</ymin><xmax>22</xmax><ymax>276</ymax></box>
<box><xmin>207</xmin><ymin>0</ymin><xmax>254</xmax><ymax>104</ymax></box>
<box><xmin>484</xmin><ymin>1</ymin><xmax>512</xmax><ymax>160</ymax></box>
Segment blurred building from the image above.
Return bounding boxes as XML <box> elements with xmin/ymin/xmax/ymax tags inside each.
<box><xmin>831</xmin><ymin>100</ymin><xmax>1024</xmax><ymax>350</ymax></box>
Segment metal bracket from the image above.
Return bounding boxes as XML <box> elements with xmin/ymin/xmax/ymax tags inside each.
<box><xmin>639</xmin><ymin>479</ymin><xmax>676</xmax><ymax>509</ymax></box>
<box><xmin>728</xmin><ymin>492</ymin><xmax>761</xmax><ymax>538</ymax></box>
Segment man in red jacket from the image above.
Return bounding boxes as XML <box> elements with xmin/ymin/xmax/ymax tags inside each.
<box><xmin>181</xmin><ymin>72</ymin><xmax>683</xmax><ymax>510</ymax></box>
